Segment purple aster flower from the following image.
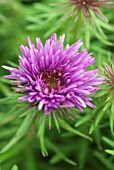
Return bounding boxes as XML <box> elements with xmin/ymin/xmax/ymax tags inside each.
<box><xmin>103</xmin><ymin>59</ymin><xmax>114</xmax><ymax>95</ymax></box>
<box><xmin>52</xmin><ymin>0</ymin><xmax>113</xmax><ymax>25</ymax></box>
<box><xmin>2</xmin><ymin>33</ymin><xmax>104</xmax><ymax>115</ymax></box>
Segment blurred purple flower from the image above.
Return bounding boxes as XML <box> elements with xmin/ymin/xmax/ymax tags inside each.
<box><xmin>103</xmin><ymin>61</ymin><xmax>114</xmax><ymax>94</ymax></box>
<box><xmin>2</xmin><ymin>33</ymin><xmax>104</xmax><ymax>115</ymax></box>
<box><xmin>54</xmin><ymin>0</ymin><xmax>113</xmax><ymax>25</ymax></box>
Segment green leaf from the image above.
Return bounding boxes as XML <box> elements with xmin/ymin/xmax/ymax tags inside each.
<box><xmin>0</xmin><ymin>81</ymin><xmax>11</xmax><ymax>96</ymax></box>
<box><xmin>0</xmin><ymin>106</ymin><xmax>26</xmax><ymax>125</ymax></box>
<box><xmin>109</xmin><ymin>112</ymin><xmax>114</xmax><ymax>135</ymax></box>
<box><xmin>0</xmin><ymin>95</ymin><xmax>20</xmax><ymax>104</ymax></box>
<box><xmin>52</xmin><ymin>112</ymin><xmax>60</xmax><ymax>133</ymax></box>
<box><xmin>89</xmin><ymin>122</ymin><xmax>95</xmax><ymax>134</ymax></box>
<box><xmin>105</xmin><ymin>150</ymin><xmax>114</xmax><ymax>156</ymax></box>
<box><xmin>94</xmin><ymin>127</ymin><xmax>102</xmax><ymax>150</ymax></box>
<box><xmin>75</xmin><ymin>113</ymin><xmax>92</xmax><ymax>127</ymax></box>
<box><xmin>0</xmin><ymin>77</ymin><xmax>11</xmax><ymax>84</ymax></box>
<box><xmin>98</xmin><ymin>20</ymin><xmax>114</xmax><ymax>32</ymax></box>
<box><xmin>61</xmin><ymin>132</ymin><xmax>75</xmax><ymax>137</ymax></box>
<box><xmin>37</xmin><ymin>114</ymin><xmax>48</xmax><ymax>157</ymax></box>
<box><xmin>44</xmin><ymin>24</ymin><xmax>62</xmax><ymax>38</ymax></box>
<box><xmin>7</xmin><ymin>60</ymin><xmax>19</xmax><ymax>67</ymax></box>
<box><xmin>33</xmin><ymin>3</ymin><xmax>53</xmax><ymax>12</ymax></box>
<box><xmin>78</xmin><ymin>139</ymin><xmax>89</xmax><ymax>170</ymax></box>
<box><xmin>0</xmin><ymin>127</ymin><xmax>17</xmax><ymax>139</ymax></box>
<box><xmin>0</xmin><ymin>140</ymin><xmax>30</xmax><ymax>163</ymax></box>
<box><xmin>94</xmin><ymin>151</ymin><xmax>114</xmax><ymax>170</ymax></box>
<box><xmin>85</xmin><ymin>28</ymin><xmax>90</xmax><ymax>49</ymax></box>
<box><xmin>58</xmin><ymin>117</ymin><xmax>92</xmax><ymax>141</ymax></box>
<box><xmin>102</xmin><ymin>137</ymin><xmax>114</xmax><ymax>147</ymax></box>
<box><xmin>11</xmin><ymin>165</ymin><xmax>18</xmax><ymax>170</ymax></box>
<box><xmin>96</xmin><ymin>21</ymin><xmax>107</xmax><ymax>39</ymax></box>
<box><xmin>94</xmin><ymin>111</ymin><xmax>105</xmax><ymax>127</ymax></box>
<box><xmin>0</xmin><ymin>109</ymin><xmax>36</xmax><ymax>153</ymax></box>
<box><xmin>46</xmin><ymin>138</ymin><xmax>77</xmax><ymax>166</ymax></box>
<box><xmin>48</xmin><ymin>114</ymin><xmax>52</xmax><ymax>130</ymax></box>
<box><xmin>103</xmin><ymin>101</ymin><xmax>112</xmax><ymax>112</ymax></box>
<box><xmin>49</xmin><ymin>154</ymin><xmax>63</xmax><ymax>164</ymax></box>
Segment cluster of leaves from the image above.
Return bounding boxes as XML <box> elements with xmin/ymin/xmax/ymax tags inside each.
<box><xmin>0</xmin><ymin>94</ymin><xmax>114</xmax><ymax>170</ymax></box>
<box><xmin>0</xmin><ymin>0</ymin><xmax>114</xmax><ymax>170</ymax></box>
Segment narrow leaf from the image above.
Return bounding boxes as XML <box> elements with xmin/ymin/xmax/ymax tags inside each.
<box><xmin>53</xmin><ymin>112</ymin><xmax>60</xmax><ymax>133</ymax></box>
<box><xmin>58</xmin><ymin>117</ymin><xmax>92</xmax><ymax>141</ymax></box>
<box><xmin>105</xmin><ymin>150</ymin><xmax>114</xmax><ymax>156</ymax></box>
<box><xmin>0</xmin><ymin>110</ymin><xmax>35</xmax><ymax>153</ymax></box>
<box><xmin>37</xmin><ymin>115</ymin><xmax>48</xmax><ymax>157</ymax></box>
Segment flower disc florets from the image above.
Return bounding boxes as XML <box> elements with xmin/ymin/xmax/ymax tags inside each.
<box><xmin>3</xmin><ymin>33</ymin><xmax>104</xmax><ymax>115</ymax></box>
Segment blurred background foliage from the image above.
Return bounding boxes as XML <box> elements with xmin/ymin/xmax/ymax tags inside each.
<box><xmin>0</xmin><ymin>0</ymin><xmax>114</xmax><ymax>170</ymax></box>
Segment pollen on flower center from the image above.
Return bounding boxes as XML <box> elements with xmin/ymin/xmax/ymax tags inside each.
<box><xmin>42</xmin><ymin>69</ymin><xmax>64</xmax><ymax>91</ymax></box>
<box><xmin>77</xmin><ymin>0</ymin><xmax>88</xmax><ymax>5</ymax></box>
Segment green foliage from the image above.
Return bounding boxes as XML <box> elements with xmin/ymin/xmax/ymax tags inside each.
<box><xmin>0</xmin><ymin>0</ymin><xmax>114</xmax><ymax>170</ymax></box>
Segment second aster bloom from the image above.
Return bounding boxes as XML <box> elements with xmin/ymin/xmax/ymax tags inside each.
<box><xmin>3</xmin><ymin>33</ymin><xmax>104</xmax><ymax>115</ymax></box>
<box><xmin>56</xmin><ymin>0</ymin><xmax>113</xmax><ymax>24</ymax></box>
<box><xmin>103</xmin><ymin>61</ymin><xmax>114</xmax><ymax>94</ymax></box>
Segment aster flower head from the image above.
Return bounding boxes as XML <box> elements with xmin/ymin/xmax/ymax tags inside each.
<box><xmin>103</xmin><ymin>60</ymin><xmax>114</xmax><ymax>95</ymax></box>
<box><xmin>55</xmin><ymin>0</ymin><xmax>113</xmax><ymax>25</ymax></box>
<box><xmin>3</xmin><ymin>33</ymin><xmax>104</xmax><ymax>115</ymax></box>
